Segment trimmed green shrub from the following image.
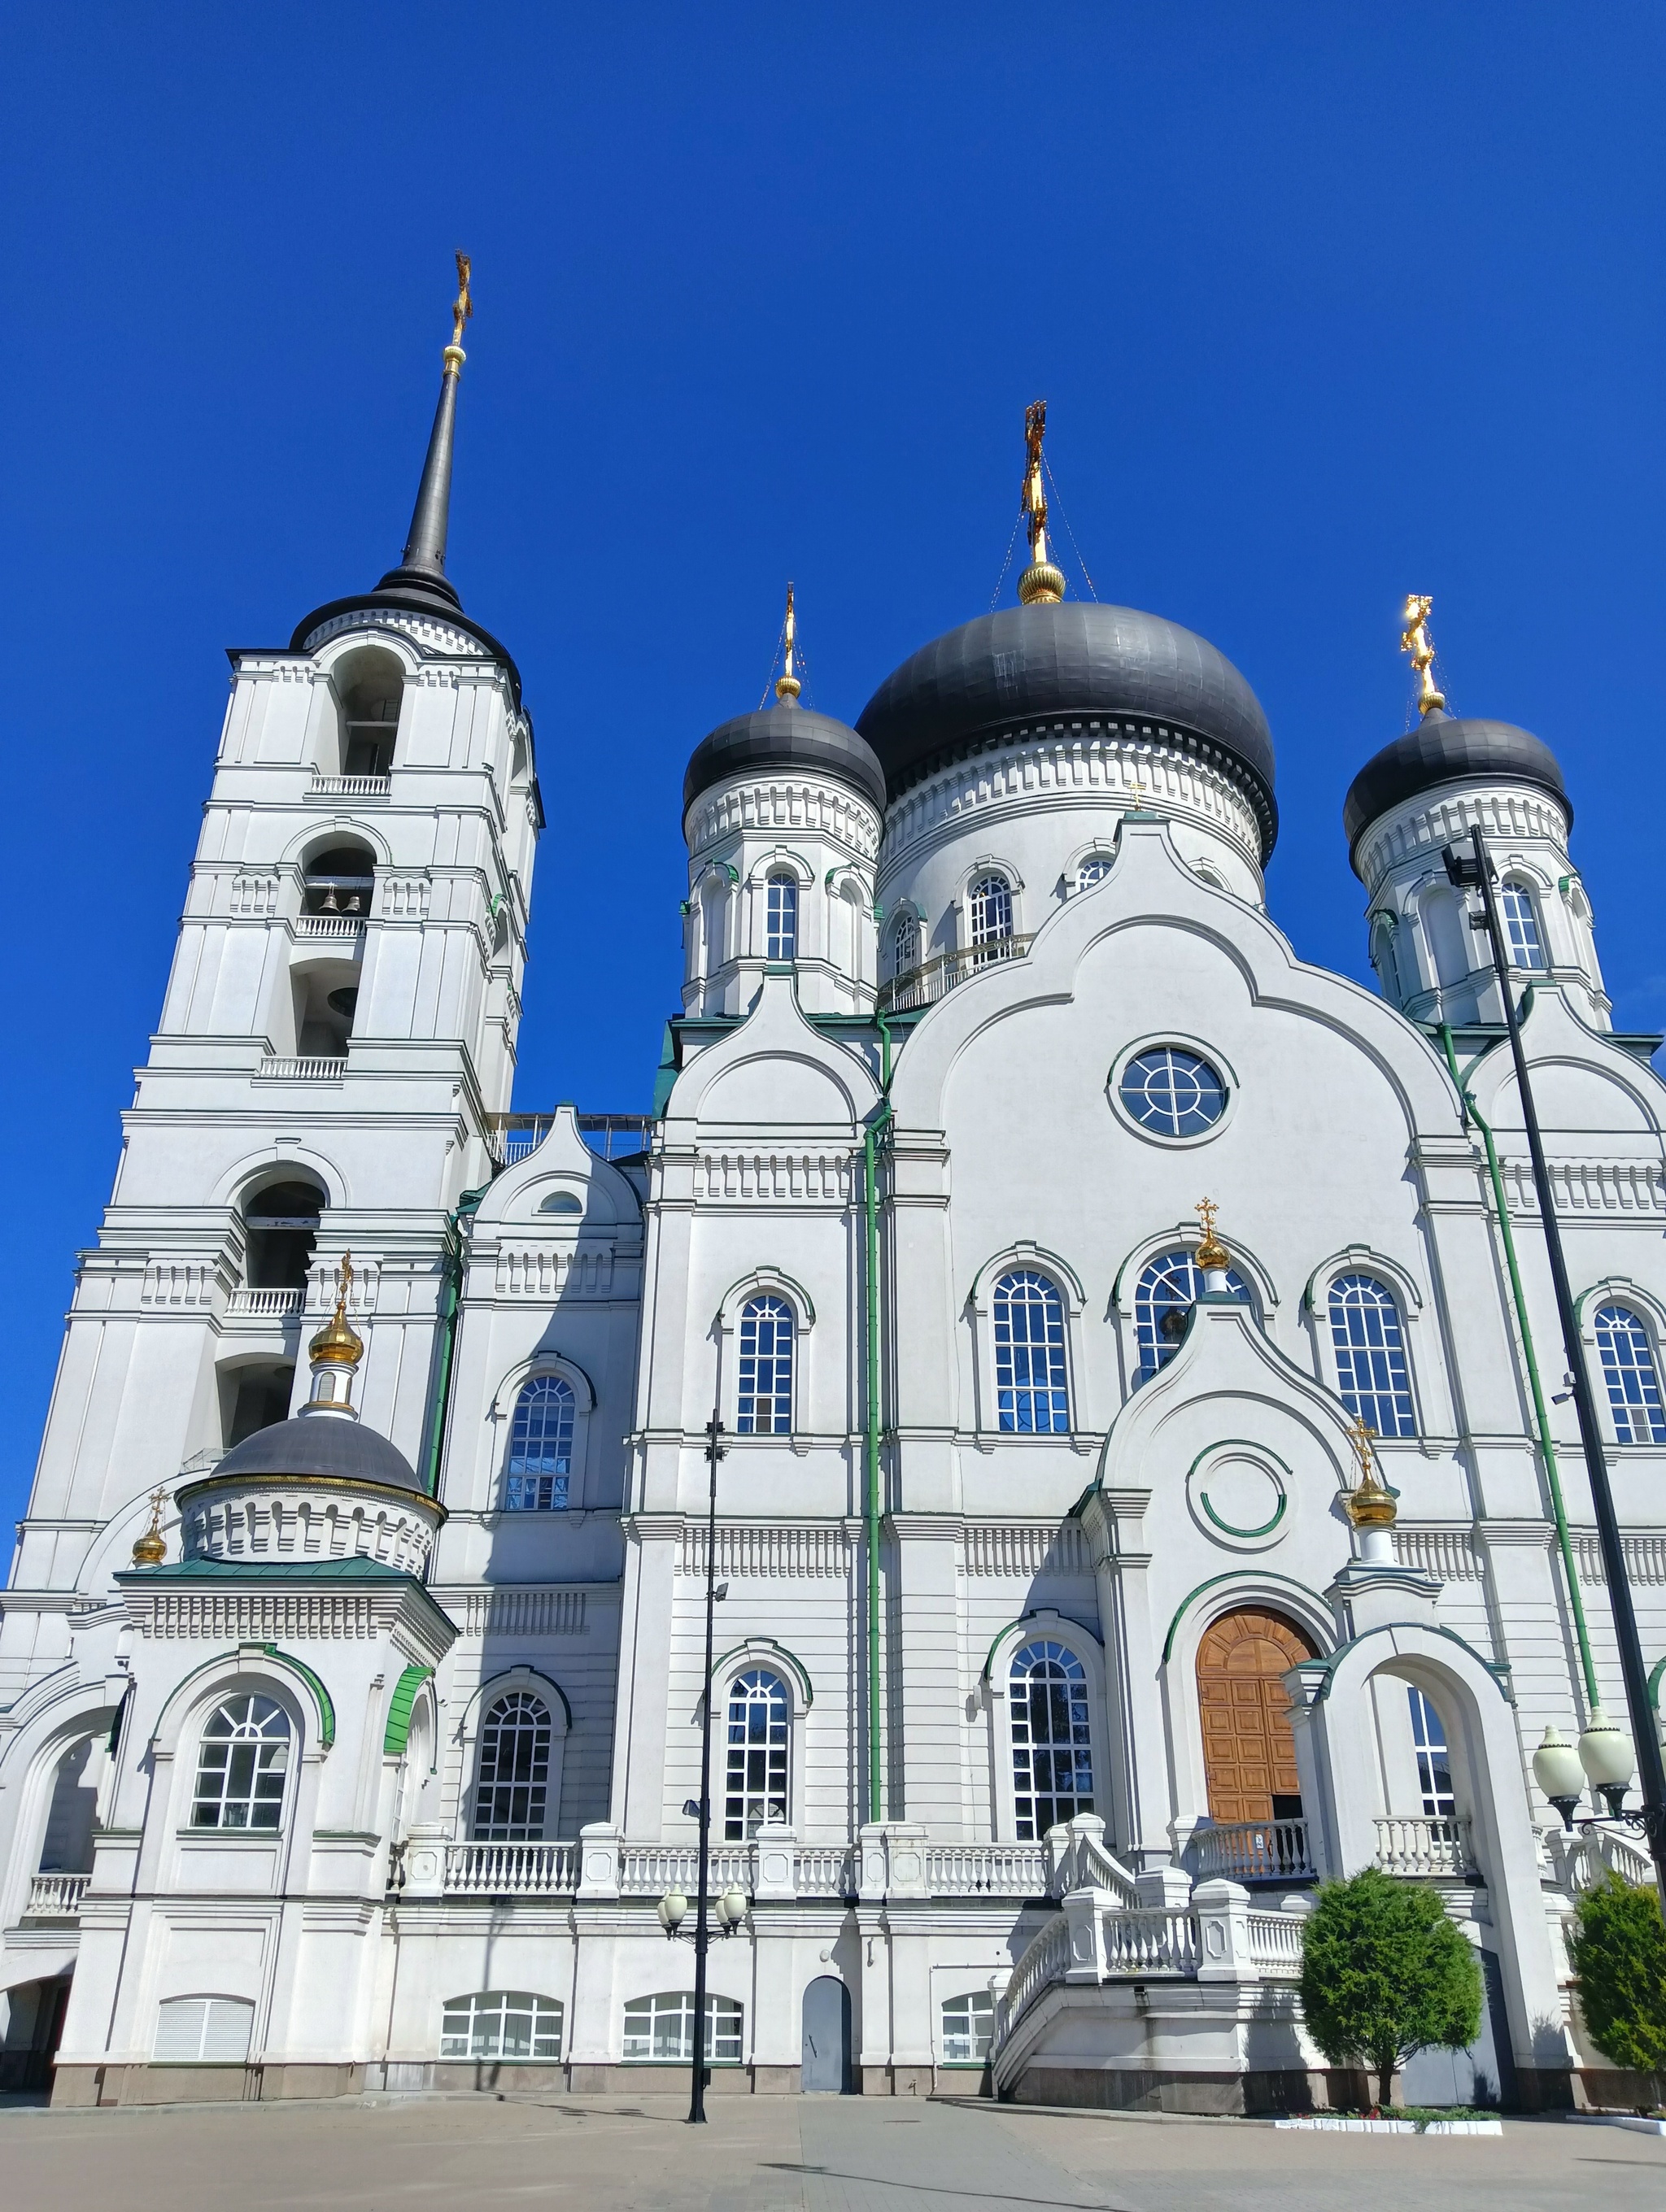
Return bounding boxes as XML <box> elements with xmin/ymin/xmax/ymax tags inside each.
<box><xmin>1568</xmin><ymin>1872</ymin><xmax>1666</xmax><ymax>2073</ymax></box>
<box><xmin>1298</xmin><ymin>1867</ymin><xmax>1483</xmax><ymax>2109</ymax></box>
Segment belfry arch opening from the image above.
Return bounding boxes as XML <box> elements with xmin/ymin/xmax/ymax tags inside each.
<box><xmin>241</xmin><ymin>1176</ymin><xmax>325</xmax><ymax>1290</ymax></box>
<box><xmin>332</xmin><ymin>647</ymin><xmax>404</xmax><ymax>778</ymax></box>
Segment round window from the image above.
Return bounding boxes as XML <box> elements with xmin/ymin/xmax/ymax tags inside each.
<box><xmin>1118</xmin><ymin>1047</ymin><xmax>1227</xmax><ymax>1139</ymax></box>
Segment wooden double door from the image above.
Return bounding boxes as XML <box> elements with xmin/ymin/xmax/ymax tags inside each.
<box><xmin>1196</xmin><ymin>1608</ymin><xmax>1316</xmax><ymax>1822</ymax></box>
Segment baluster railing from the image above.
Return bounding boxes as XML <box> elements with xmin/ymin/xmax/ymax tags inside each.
<box><xmin>1372</xmin><ymin>1814</ymin><xmax>1477</xmax><ymax>1878</ymax></box>
<box><xmin>1191</xmin><ymin>1817</ymin><xmax>1315</xmax><ymax>1883</ymax></box>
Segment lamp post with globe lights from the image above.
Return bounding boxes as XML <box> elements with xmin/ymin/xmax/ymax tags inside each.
<box><xmin>1446</xmin><ymin>825</ymin><xmax>1666</xmax><ymax>1908</ymax></box>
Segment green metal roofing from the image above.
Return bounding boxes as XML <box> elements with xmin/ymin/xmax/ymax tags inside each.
<box><xmin>383</xmin><ymin>1664</ymin><xmax>434</xmax><ymax>1757</ymax></box>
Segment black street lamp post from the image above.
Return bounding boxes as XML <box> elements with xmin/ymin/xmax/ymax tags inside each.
<box><xmin>1446</xmin><ymin>825</ymin><xmax>1666</xmax><ymax>1905</ymax></box>
<box><xmin>687</xmin><ymin>1409</ymin><xmax>725</xmax><ymax>2123</ymax></box>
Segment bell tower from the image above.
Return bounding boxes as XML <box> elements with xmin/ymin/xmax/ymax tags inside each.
<box><xmin>7</xmin><ymin>261</ymin><xmax>541</xmax><ymax>1619</ymax></box>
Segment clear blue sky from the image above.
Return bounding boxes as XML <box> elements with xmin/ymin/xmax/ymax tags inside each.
<box><xmin>4</xmin><ymin>5</ymin><xmax>1664</xmax><ymax>1535</ymax></box>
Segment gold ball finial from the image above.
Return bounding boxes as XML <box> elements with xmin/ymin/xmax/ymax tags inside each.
<box><xmin>1343</xmin><ymin>1416</ymin><xmax>1397</xmax><ymax>1528</ymax></box>
<box><xmin>132</xmin><ymin>1485</ymin><xmax>169</xmax><ymax>1568</ymax></box>
<box><xmin>309</xmin><ymin>1252</ymin><xmax>364</xmax><ymax>1368</ymax></box>
<box><xmin>1018</xmin><ymin>560</ymin><xmax>1066</xmax><ymax>607</ymax></box>
<box><xmin>1193</xmin><ymin>1197</ymin><xmax>1229</xmax><ymax>1274</ymax></box>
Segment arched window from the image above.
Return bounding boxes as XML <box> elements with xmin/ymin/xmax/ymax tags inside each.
<box><xmin>303</xmin><ymin>842</ymin><xmax>376</xmax><ymax>919</ymax></box>
<box><xmin>1075</xmin><ymin>854</ymin><xmax>1113</xmax><ymax>892</ymax></box>
<box><xmin>505</xmin><ymin>1375</ymin><xmax>576</xmax><ymax>1509</ymax></box>
<box><xmin>191</xmin><ymin>1695</ymin><xmax>290</xmax><ymax>1831</ymax></box>
<box><xmin>892</xmin><ymin>911</ymin><xmax>920</xmax><ymax>978</ymax></box>
<box><xmin>992</xmin><ymin>1270</ymin><xmax>1071</xmax><ymax>1432</ymax></box>
<box><xmin>440</xmin><ymin>1991</ymin><xmax>564</xmax><ymax>2062</ymax></box>
<box><xmin>473</xmin><ymin>1692</ymin><xmax>552</xmax><ymax>1840</ymax></box>
<box><xmin>1499</xmin><ymin>883</ymin><xmax>1548</xmax><ymax>972</ymax></box>
<box><xmin>1370</xmin><ymin>914</ymin><xmax>1403</xmax><ymax>1002</ymax></box>
<box><xmin>1594</xmin><ymin>1303</ymin><xmax>1666</xmax><ymax>1443</ymax></box>
<box><xmin>1407</xmin><ymin>1687</ymin><xmax>1454</xmax><ymax>1818</ymax></box>
<box><xmin>737</xmin><ymin>1295</ymin><xmax>793</xmax><ymax>1434</ymax></box>
<box><xmin>967</xmin><ymin>872</ymin><xmax>1014</xmax><ymax>956</ymax></box>
<box><xmin>622</xmin><ymin>1992</ymin><xmax>744</xmax><ymax>2063</ymax></box>
<box><xmin>1010</xmin><ymin>1640</ymin><xmax>1093</xmax><ymax>1840</ymax></box>
<box><xmin>941</xmin><ymin>1991</ymin><xmax>996</xmax><ymax>2063</ymax></box>
<box><xmin>1134</xmin><ymin>1248</ymin><xmax>1248</xmax><ymax>1376</ymax></box>
<box><xmin>724</xmin><ymin>1668</ymin><xmax>789</xmax><ymax>1838</ymax></box>
<box><xmin>765</xmin><ymin>873</ymin><xmax>798</xmax><ymax>961</ymax></box>
<box><xmin>1328</xmin><ymin>1274</ymin><xmax>1417</xmax><ymax>1438</ymax></box>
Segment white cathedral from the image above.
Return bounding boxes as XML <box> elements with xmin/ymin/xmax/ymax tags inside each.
<box><xmin>2</xmin><ymin>301</ymin><xmax>1663</xmax><ymax>2115</ymax></box>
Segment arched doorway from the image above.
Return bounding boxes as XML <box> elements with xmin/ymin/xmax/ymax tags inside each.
<box><xmin>1196</xmin><ymin>1608</ymin><xmax>1317</xmax><ymax>1822</ymax></box>
<box><xmin>800</xmin><ymin>1975</ymin><xmax>852</xmax><ymax>2093</ymax></box>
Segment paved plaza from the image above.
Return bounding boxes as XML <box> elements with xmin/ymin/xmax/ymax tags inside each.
<box><xmin>2</xmin><ymin>2092</ymin><xmax>1663</xmax><ymax>2212</ymax></box>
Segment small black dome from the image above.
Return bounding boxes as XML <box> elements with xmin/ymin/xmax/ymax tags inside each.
<box><xmin>856</xmin><ymin>601</ymin><xmax>1277</xmax><ymax>855</ymax></box>
<box><xmin>1344</xmin><ymin>711</ymin><xmax>1570</xmax><ymax>861</ymax></box>
<box><xmin>208</xmin><ymin>1413</ymin><xmax>424</xmax><ymax>1494</ymax></box>
<box><xmin>683</xmin><ymin>700</ymin><xmax>887</xmax><ymax>816</ymax></box>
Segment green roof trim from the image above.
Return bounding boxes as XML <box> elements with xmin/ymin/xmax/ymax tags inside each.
<box><xmin>1648</xmin><ymin>1655</ymin><xmax>1664</xmax><ymax>1713</ymax></box>
<box><xmin>264</xmin><ymin>1645</ymin><xmax>336</xmax><ymax>1749</ymax></box>
<box><xmin>384</xmin><ymin>1664</ymin><xmax>434</xmax><ymax>1757</ymax></box>
<box><xmin>1160</xmin><ymin>1570</ymin><xmax>1330</xmax><ymax>1664</ymax></box>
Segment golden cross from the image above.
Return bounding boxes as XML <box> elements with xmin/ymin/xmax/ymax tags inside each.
<box><xmin>1345</xmin><ymin>1413</ymin><xmax>1378</xmax><ymax>1481</ymax></box>
<box><xmin>451</xmin><ymin>252</ymin><xmax>473</xmax><ymax>349</ymax></box>
<box><xmin>1399</xmin><ymin>593</ymin><xmax>1445</xmax><ymax>716</ymax></box>
<box><xmin>1022</xmin><ymin>398</ymin><xmax>1049</xmax><ymax>551</ymax></box>
<box><xmin>334</xmin><ymin>1250</ymin><xmax>354</xmax><ymax>1322</ymax></box>
<box><xmin>1194</xmin><ymin>1198</ymin><xmax>1219</xmax><ymax>1243</ymax></box>
<box><xmin>146</xmin><ymin>1485</ymin><xmax>169</xmax><ymax>1525</ymax></box>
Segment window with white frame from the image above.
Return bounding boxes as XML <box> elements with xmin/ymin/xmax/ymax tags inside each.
<box><xmin>439</xmin><ymin>1990</ymin><xmax>563</xmax><ymax>2062</ymax></box>
<box><xmin>1134</xmin><ymin>1248</ymin><xmax>1249</xmax><ymax>1376</ymax></box>
<box><xmin>1075</xmin><ymin>854</ymin><xmax>1113</xmax><ymax>892</ymax></box>
<box><xmin>737</xmin><ymin>1295</ymin><xmax>794</xmax><ymax>1434</ymax></box>
<box><xmin>892</xmin><ymin>911</ymin><xmax>920</xmax><ymax>978</ymax></box>
<box><xmin>941</xmin><ymin>1990</ymin><xmax>996</xmax><ymax>2063</ymax></box>
<box><xmin>621</xmin><ymin>1991</ymin><xmax>744</xmax><ymax>2063</ymax></box>
<box><xmin>154</xmin><ymin>1995</ymin><xmax>255</xmax><ymax>2063</ymax></box>
<box><xmin>1010</xmin><ymin>1639</ymin><xmax>1093</xmax><ymax>1839</ymax></box>
<box><xmin>1407</xmin><ymin>1687</ymin><xmax>1455</xmax><ymax>1818</ymax></box>
<box><xmin>1499</xmin><ymin>883</ymin><xmax>1548</xmax><ymax>972</ymax></box>
<box><xmin>992</xmin><ymin>1269</ymin><xmax>1071</xmax><ymax>1432</ymax></box>
<box><xmin>1328</xmin><ymin>1273</ymin><xmax>1417</xmax><ymax>1438</ymax></box>
<box><xmin>190</xmin><ymin>1695</ymin><xmax>290</xmax><ymax>1830</ymax></box>
<box><xmin>505</xmin><ymin>1374</ymin><xmax>575</xmax><ymax>1509</ymax></box>
<box><xmin>472</xmin><ymin>1692</ymin><xmax>552</xmax><ymax>1840</ymax></box>
<box><xmin>724</xmin><ymin>1668</ymin><xmax>789</xmax><ymax>1838</ymax></box>
<box><xmin>1594</xmin><ymin>1303</ymin><xmax>1666</xmax><ymax>1443</ymax></box>
<box><xmin>967</xmin><ymin>872</ymin><xmax>1014</xmax><ymax>954</ymax></box>
<box><xmin>765</xmin><ymin>873</ymin><xmax>799</xmax><ymax>961</ymax></box>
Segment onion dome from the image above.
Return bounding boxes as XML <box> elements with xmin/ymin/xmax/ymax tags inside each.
<box><xmin>683</xmin><ymin>700</ymin><xmax>888</xmax><ymax>817</ymax></box>
<box><xmin>1343</xmin><ymin>708</ymin><xmax>1569</xmax><ymax>864</ymax></box>
<box><xmin>856</xmin><ymin>601</ymin><xmax>1277</xmax><ymax>856</ymax></box>
<box><xmin>204</xmin><ymin>1413</ymin><xmax>424</xmax><ymax>1495</ymax></box>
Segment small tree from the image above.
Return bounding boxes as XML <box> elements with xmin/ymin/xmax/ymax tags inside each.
<box><xmin>1568</xmin><ymin>1872</ymin><xmax>1666</xmax><ymax>2074</ymax></box>
<box><xmin>1299</xmin><ymin>1867</ymin><xmax>1482</xmax><ymax>2109</ymax></box>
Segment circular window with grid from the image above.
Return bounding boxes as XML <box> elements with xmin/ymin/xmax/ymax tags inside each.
<box><xmin>1115</xmin><ymin>1045</ymin><xmax>1228</xmax><ymax>1140</ymax></box>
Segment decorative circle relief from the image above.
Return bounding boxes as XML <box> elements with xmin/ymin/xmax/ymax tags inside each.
<box><xmin>1185</xmin><ymin>1443</ymin><xmax>1289</xmax><ymax>1551</ymax></box>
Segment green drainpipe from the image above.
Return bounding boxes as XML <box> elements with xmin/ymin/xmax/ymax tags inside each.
<box><xmin>861</xmin><ymin>1011</ymin><xmax>896</xmax><ymax>1823</ymax></box>
<box><xmin>1439</xmin><ymin>1025</ymin><xmax>1599</xmax><ymax>1710</ymax></box>
<box><xmin>421</xmin><ymin>1184</ymin><xmax>490</xmax><ymax>1500</ymax></box>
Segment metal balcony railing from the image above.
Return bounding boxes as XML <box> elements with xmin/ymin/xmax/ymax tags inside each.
<box><xmin>877</xmin><ymin>934</ymin><xmax>1037</xmax><ymax>1014</ymax></box>
<box><xmin>484</xmin><ymin>1113</ymin><xmax>655</xmax><ymax>1165</ymax></box>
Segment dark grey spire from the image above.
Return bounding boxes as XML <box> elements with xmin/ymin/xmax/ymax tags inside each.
<box><xmin>376</xmin><ymin>255</ymin><xmax>473</xmax><ymax>611</ymax></box>
<box><xmin>376</xmin><ymin>358</ymin><xmax>464</xmax><ymax>609</ymax></box>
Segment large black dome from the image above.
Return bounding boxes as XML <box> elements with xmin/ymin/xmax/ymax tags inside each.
<box><xmin>1344</xmin><ymin>710</ymin><xmax>1569</xmax><ymax>864</ymax></box>
<box><xmin>206</xmin><ymin>1413</ymin><xmax>425</xmax><ymax>1494</ymax></box>
<box><xmin>856</xmin><ymin>601</ymin><xmax>1277</xmax><ymax>856</ymax></box>
<box><xmin>683</xmin><ymin>701</ymin><xmax>887</xmax><ymax>816</ymax></box>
